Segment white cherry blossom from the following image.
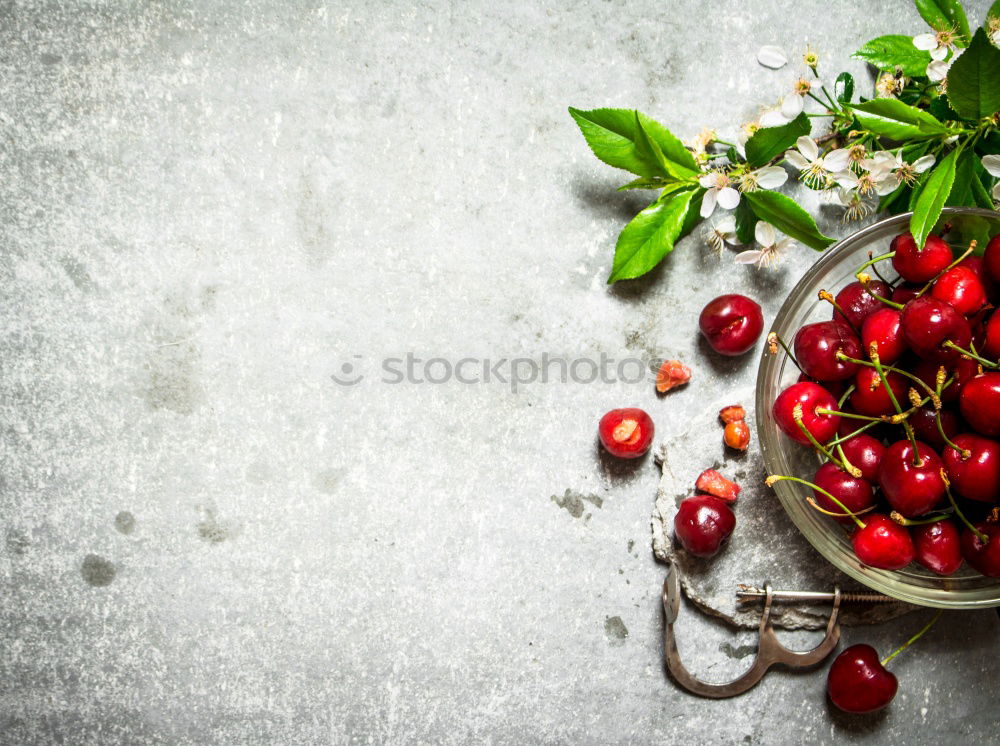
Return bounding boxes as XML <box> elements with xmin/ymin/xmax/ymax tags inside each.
<box><xmin>698</xmin><ymin>171</ymin><xmax>741</xmax><ymax>218</ymax></box>
<box><xmin>703</xmin><ymin>214</ymin><xmax>743</xmax><ymax>256</ymax></box>
<box><xmin>784</xmin><ymin>136</ymin><xmax>850</xmax><ymax>188</ymax></box>
<box><xmin>735</xmin><ymin>222</ymin><xmax>793</xmax><ymax>269</ymax></box>
<box><xmin>757</xmin><ymin>45</ymin><xmax>787</xmax><ymax>69</ymax></box>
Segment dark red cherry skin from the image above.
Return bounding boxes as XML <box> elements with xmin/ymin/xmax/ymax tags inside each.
<box><xmin>698</xmin><ymin>294</ymin><xmax>764</xmax><ymax>356</ymax></box>
<box><xmin>598</xmin><ymin>408</ymin><xmax>655</xmax><ymax>458</ymax></box>
<box><xmin>901</xmin><ymin>296</ymin><xmax>972</xmax><ymax>363</ymax></box>
<box><xmin>891</xmin><ymin>232</ymin><xmax>953</xmax><ymax>283</ymax></box>
<box><xmin>833</xmin><ymin>280</ymin><xmax>891</xmax><ymax>329</ymax></box>
<box><xmin>861</xmin><ymin>308</ymin><xmax>907</xmax><ymax>365</ymax></box>
<box><xmin>891</xmin><ymin>284</ymin><xmax>921</xmax><ymax>305</ymax></box>
<box><xmin>850</xmin><ymin>367</ymin><xmax>908</xmax><ymax>417</ymax></box>
<box><xmin>960</xmin><ymin>522</ymin><xmax>1000</xmax><ymax>577</ymax></box>
<box><xmin>983</xmin><ymin>234</ymin><xmax>1000</xmax><ymax>285</ymax></box>
<box><xmin>913</xmin><ymin>520</ymin><xmax>963</xmax><ymax>575</ymax></box>
<box><xmin>960</xmin><ymin>373</ymin><xmax>1000</xmax><ymax>438</ymax></box>
<box><xmin>878</xmin><ymin>440</ymin><xmax>946</xmax><ymax>518</ymax></box>
<box><xmin>930</xmin><ymin>265</ymin><xmax>987</xmax><ymax>316</ymax></box>
<box><xmin>813</xmin><ymin>462</ymin><xmax>875</xmax><ymax>523</ymax></box>
<box><xmin>673</xmin><ymin>495</ymin><xmax>736</xmax><ymax>558</ymax></box>
<box><xmin>942</xmin><ymin>433</ymin><xmax>1000</xmax><ymax>503</ymax></box>
<box><xmin>852</xmin><ymin>513</ymin><xmax>916</xmax><ymax>570</ymax></box>
<box><xmin>839</xmin><ymin>434</ymin><xmax>886</xmax><ymax>482</ymax></box>
<box><xmin>914</xmin><ymin>357</ymin><xmax>978</xmax><ymax>404</ymax></box>
<box><xmin>981</xmin><ymin>312</ymin><xmax>1000</xmax><ymax>361</ymax></box>
<box><xmin>772</xmin><ymin>382</ymin><xmax>840</xmax><ymax>446</ymax></box>
<box><xmin>908</xmin><ymin>406</ymin><xmax>961</xmax><ymax>451</ymax></box>
<box><xmin>827</xmin><ymin>644</ymin><xmax>899</xmax><ymax>714</ymax></box>
<box><xmin>793</xmin><ymin>321</ymin><xmax>862</xmax><ymax>381</ymax></box>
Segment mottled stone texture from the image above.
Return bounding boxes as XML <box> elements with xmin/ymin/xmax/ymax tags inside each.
<box><xmin>0</xmin><ymin>1</ymin><xmax>997</xmax><ymax>744</ymax></box>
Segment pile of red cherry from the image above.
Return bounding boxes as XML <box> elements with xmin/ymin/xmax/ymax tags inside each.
<box><xmin>770</xmin><ymin>231</ymin><xmax>1000</xmax><ymax>580</ymax></box>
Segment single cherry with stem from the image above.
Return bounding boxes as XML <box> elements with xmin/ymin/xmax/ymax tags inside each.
<box><xmin>900</xmin><ymin>296</ymin><xmax>972</xmax><ymax>364</ymax></box>
<box><xmin>878</xmin><ymin>440</ymin><xmax>946</xmax><ymax>518</ymax></box>
<box><xmin>772</xmin><ymin>382</ymin><xmax>841</xmax><ymax>447</ymax></box>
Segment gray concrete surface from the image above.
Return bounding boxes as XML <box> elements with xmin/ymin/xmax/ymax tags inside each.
<box><xmin>1</xmin><ymin>1</ymin><xmax>998</xmax><ymax>744</ymax></box>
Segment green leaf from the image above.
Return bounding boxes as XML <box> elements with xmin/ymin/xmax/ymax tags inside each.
<box><xmin>835</xmin><ymin>72</ymin><xmax>855</xmax><ymax>103</ymax></box>
<box><xmin>945</xmin><ymin>28</ymin><xmax>1000</xmax><ymax>121</ymax></box>
<box><xmin>880</xmin><ymin>183</ymin><xmax>912</xmax><ymax>215</ymax></box>
<box><xmin>744</xmin><ymin>113</ymin><xmax>810</xmax><ymax>167</ymax></box>
<box><xmin>927</xmin><ymin>94</ymin><xmax>960</xmax><ymax>121</ymax></box>
<box><xmin>946</xmin><ymin>149</ymin><xmax>975</xmax><ymax>206</ymax></box>
<box><xmin>568</xmin><ymin>108</ymin><xmax>699</xmax><ymax>179</ymax></box>
<box><xmin>608</xmin><ymin>190</ymin><xmax>697</xmax><ymax>282</ymax></box>
<box><xmin>848</xmin><ymin>99</ymin><xmax>952</xmax><ymax>140</ymax></box>
<box><xmin>633</xmin><ymin>111</ymin><xmax>668</xmax><ymax>175</ymax></box>
<box><xmin>915</xmin><ymin>0</ymin><xmax>970</xmax><ymax>40</ymax></box>
<box><xmin>852</xmin><ymin>35</ymin><xmax>932</xmax><ymax>76</ymax></box>
<box><xmin>677</xmin><ymin>188</ymin><xmax>706</xmax><ymax>242</ymax></box>
<box><xmin>910</xmin><ymin>148</ymin><xmax>959</xmax><ymax>248</ymax></box>
<box><xmin>971</xmin><ymin>159</ymin><xmax>995</xmax><ymax>208</ymax></box>
<box><xmin>743</xmin><ymin>191</ymin><xmax>835</xmax><ymax>251</ymax></box>
<box><xmin>990</xmin><ymin>0</ymin><xmax>1000</xmax><ymax>24</ymax></box>
<box><xmin>734</xmin><ymin>200</ymin><xmax>758</xmax><ymax>245</ymax></box>
<box><xmin>617</xmin><ymin>177</ymin><xmax>669</xmax><ymax>191</ymax></box>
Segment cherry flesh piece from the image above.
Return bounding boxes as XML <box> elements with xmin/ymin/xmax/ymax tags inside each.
<box><xmin>908</xmin><ymin>406</ymin><xmax>961</xmax><ymax>451</ymax></box>
<box><xmin>900</xmin><ymin>296</ymin><xmax>972</xmax><ymax>363</ymax></box>
<box><xmin>878</xmin><ymin>440</ymin><xmax>946</xmax><ymax>518</ymax></box>
<box><xmin>813</xmin><ymin>462</ymin><xmax>875</xmax><ymax>523</ymax></box>
<box><xmin>861</xmin><ymin>308</ymin><xmax>907</xmax><ymax>365</ymax></box>
<box><xmin>891</xmin><ymin>284</ymin><xmax>921</xmax><ymax>306</ymax></box>
<box><xmin>913</xmin><ymin>520</ymin><xmax>963</xmax><ymax>576</ymax></box>
<box><xmin>983</xmin><ymin>234</ymin><xmax>1000</xmax><ymax>285</ymax></box>
<box><xmin>849</xmin><ymin>367</ymin><xmax>908</xmax><ymax>417</ymax></box>
<box><xmin>930</xmin><ymin>265</ymin><xmax>987</xmax><ymax>316</ymax></box>
<box><xmin>852</xmin><ymin>513</ymin><xmax>916</xmax><ymax>570</ymax></box>
<box><xmin>833</xmin><ymin>280</ymin><xmax>891</xmax><ymax>329</ymax></box>
<box><xmin>827</xmin><ymin>644</ymin><xmax>899</xmax><ymax>714</ymax></box>
<box><xmin>942</xmin><ymin>433</ymin><xmax>1000</xmax><ymax>503</ymax></box>
<box><xmin>699</xmin><ymin>294</ymin><xmax>764</xmax><ymax>356</ymax></box>
<box><xmin>598</xmin><ymin>408</ymin><xmax>654</xmax><ymax>458</ymax></box>
<box><xmin>981</xmin><ymin>312</ymin><xmax>1000</xmax><ymax>360</ymax></box>
<box><xmin>793</xmin><ymin>321</ymin><xmax>862</xmax><ymax>382</ymax></box>
<box><xmin>891</xmin><ymin>232</ymin><xmax>953</xmax><ymax>283</ymax></box>
<box><xmin>772</xmin><ymin>382</ymin><xmax>840</xmax><ymax>446</ymax></box>
<box><xmin>673</xmin><ymin>495</ymin><xmax>736</xmax><ymax>558</ymax></box>
<box><xmin>839</xmin><ymin>433</ymin><xmax>886</xmax><ymax>482</ymax></box>
<box><xmin>959</xmin><ymin>373</ymin><xmax>1000</xmax><ymax>438</ymax></box>
<box><xmin>961</xmin><ymin>523</ymin><xmax>1000</xmax><ymax>577</ymax></box>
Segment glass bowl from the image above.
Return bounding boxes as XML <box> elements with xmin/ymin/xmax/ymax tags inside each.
<box><xmin>756</xmin><ymin>207</ymin><xmax>1000</xmax><ymax>608</ymax></box>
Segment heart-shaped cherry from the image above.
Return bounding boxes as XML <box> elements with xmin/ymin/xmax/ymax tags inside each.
<box><xmin>598</xmin><ymin>408</ymin><xmax>654</xmax><ymax>458</ymax></box>
<box><xmin>891</xmin><ymin>232</ymin><xmax>953</xmax><ymax>283</ymax></box>
<box><xmin>794</xmin><ymin>320</ymin><xmax>862</xmax><ymax>381</ymax></box>
<box><xmin>849</xmin><ymin>367</ymin><xmax>908</xmax><ymax>417</ymax></box>
<box><xmin>912</xmin><ymin>519</ymin><xmax>963</xmax><ymax>576</ymax></box>
<box><xmin>772</xmin><ymin>381</ymin><xmax>840</xmax><ymax>446</ymax></box>
<box><xmin>812</xmin><ymin>462</ymin><xmax>875</xmax><ymax>523</ymax></box>
<box><xmin>942</xmin><ymin>433</ymin><xmax>1000</xmax><ymax>503</ymax></box>
<box><xmin>833</xmin><ymin>280</ymin><xmax>892</xmax><ymax>328</ymax></box>
<box><xmin>827</xmin><ymin>644</ymin><xmax>899</xmax><ymax>714</ymax></box>
<box><xmin>699</xmin><ymin>294</ymin><xmax>764</xmax><ymax>356</ymax></box>
<box><xmin>960</xmin><ymin>523</ymin><xmax>1000</xmax><ymax>577</ymax></box>
<box><xmin>861</xmin><ymin>308</ymin><xmax>907</xmax><ymax>364</ymax></box>
<box><xmin>959</xmin><ymin>373</ymin><xmax>1000</xmax><ymax>438</ymax></box>
<box><xmin>901</xmin><ymin>296</ymin><xmax>972</xmax><ymax>363</ymax></box>
<box><xmin>930</xmin><ymin>265</ymin><xmax>987</xmax><ymax>316</ymax></box>
<box><xmin>878</xmin><ymin>441</ymin><xmax>946</xmax><ymax>518</ymax></box>
<box><xmin>673</xmin><ymin>495</ymin><xmax>736</xmax><ymax>558</ymax></box>
<box><xmin>839</xmin><ymin>433</ymin><xmax>886</xmax><ymax>482</ymax></box>
<box><xmin>852</xmin><ymin>513</ymin><xmax>916</xmax><ymax>570</ymax></box>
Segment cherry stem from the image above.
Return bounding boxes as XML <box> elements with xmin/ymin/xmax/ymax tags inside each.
<box><xmin>941</xmin><ymin>341</ymin><xmax>999</xmax><ymax>369</ymax></box>
<box><xmin>890</xmin><ymin>510</ymin><xmax>952</xmax><ymax>526</ymax></box>
<box><xmin>837</xmin><ymin>384</ymin><xmax>855</xmax><ymax>409</ymax></box>
<box><xmin>816</xmin><ymin>408</ymin><xmax>883</xmax><ymax>423</ymax></box>
<box><xmin>869</xmin><ymin>345</ymin><xmax>922</xmax><ymax>462</ymax></box>
<box><xmin>868</xmin><ymin>250</ymin><xmax>893</xmax><ymax>286</ymax></box>
<box><xmin>766</xmin><ymin>474</ymin><xmax>866</xmax><ymax>529</ymax></box>
<box><xmin>936</xmin><ymin>411</ymin><xmax>971</xmax><ymax>459</ymax></box>
<box><xmin>818</xmin><ymin>290</ymin><xmax>857</xmax><ymax>331</ymax></box>
<box><xmin>943</xmin><ymin>471</ymin><xmax>989</xmax><ymax>543</ymax></box>
<box><xmin>857</xmin><ymin>275</ymin><xmax>904</xmax><ymax>310</ymax></box>
<box><xmin>767</xmin><ymin>332</ymin><xmax>803</xmax><ymax>373</ymax></box>
<box><xmin>914</xmin><ymin>241</ymin><xmax>976</xmax><ymax>299</ymax></box>
<box><xmin>825</xmin><ymin>419</ymin><xmax>880</xmax><ymax>448</ymax></box>
<box><xmin>793</xmin><ymin>415</ymin><xmax>852</xmax><ymax>472</ymax></box>
<box><xmin>807</xmin><ymin>497</ymin><xmax>875</xmax><ymax>519</ymax></box>
<box><xmin>881</xmin><ymin>610</ymin><xmax>944</xmax><ymax>667</ymax></box>
<box><xmin>836</xmin><ymin>353</ymin><xmax>939</xmax><ymax>402</ymax></box>
<box><xmin>854</xmin><ymin>251</ymin><xmax>895</xmax><ymax>277</ymax></box>
<box><xmin>835</xmin><ymin>442</ymin><xmax>863</xmax><ymax>478</ymax></box>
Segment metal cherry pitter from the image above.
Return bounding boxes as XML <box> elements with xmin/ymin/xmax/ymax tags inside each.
<box><xmin>661</xmin><ymin>561</ymin><xmax>893</xmax><ymax>698</ymax></box>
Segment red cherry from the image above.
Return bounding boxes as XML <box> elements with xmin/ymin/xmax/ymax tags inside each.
<box><xmin>942</xmin><ymin>433</ymin><xmax>1000</xmax><ymax>503</ymax></box>
<box><xmin>833</xmin><ymin>280</ymin><xmax>891</xmax><ymax>328</ymax></box>
<box><xmin>891</xmin><ymin>284</ymin><xmax>921</xmax><ymax>306</ymax></box>
<box><xmin>913</xmin><ymin>520</ymin><xmax>963</xmax><ymax>576</ymax></box>
<box><xmin>891</xmin><ymin>232</ymin><xmax>953</xmax><ymax>283</ymax></box>
<box><xmin>852</xmin><ymin>513</ymin><xmax>916</xmax><ymax>570</ymax></box>
<box><xmin>861</xmin><ymin>308</ymin><xmax>907</xmax><ymax>364</ymax></box>
<box><xmin>930</xmin><ymin>265</ymin><xmax>987</xmax><ymax>316</ymax></box>
<box><xmin>772</xmin><ymin>382</ymin><xmax>840</xmax><ymax>446</ymax></box>
<box><xmin>908</xmin><ymin>406</ymin><xmax>961</xmax><ymax>451</ymax></box>
<box><xmin>849</xmin><ymin>367</ymin><xmax>908</xmax><ymax>417</ymax></box>
<box><xmin>812</xmin><ymin>462</ymin><xmax>875</xmax><ymax>523</ymax></box>
<box><xmin>901</xmin><ymin>297</ymin><xmax>972</xmax><ymax>363</ymax></box>
<box><xmin>959</xmin><ymin>373</ymin><xmax>1000</xmax><ymax>438</ymax></box>
<box><xmin>598</xmin><ymin>408</ymin><xmax>654</xmax><ymax>458</ymax></box>
<box><xmin>956</xmin><ymin>255</ymin><xmax>997</xmax><ymax>299</ymax></box>
<box><xmin>839</xmin><ymin>433</ymin><xmax>886</xmax><ymax>482</ymax></box>
<box><xmin>827</xmin><ymin>644</ymin><xmax>898</xmax><ymax>714</ymax></box>
<box><xmin>914</xmin><ymin>357</ymin><xmax>978</xmax><ymax>404</ymax></box>
<box><xmin>960</xmin><ymin>523</ymin><xmax>1000</xmax><ymax>577</ymax></box>
<box><xmin>698</xmin><ymin>294</ymin><xmax>764</xmax><ymax>356</ymax></box>
<box><xmin>793</xmin><ymin>321</ymin><xmax>862</xmax><ymax>381</ymax></box>
<box><xmin>673</xmin><ymin>495</ymin><xmax>736</xmax><ymax>557</ymax></box>
<box><xmin>983</xmin><ymin>234</ymin><xmax>1000</xmax><ymax>285</ymax></box>
<box><xmin>878</xmin><ymin>440</ymin><xmax>946</xmax><ymax>518</ymax></box>
<box><xmin>981</xmin><ymin>312</ymin><xmax>1000</xmax><ymax>360</ymax></box>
